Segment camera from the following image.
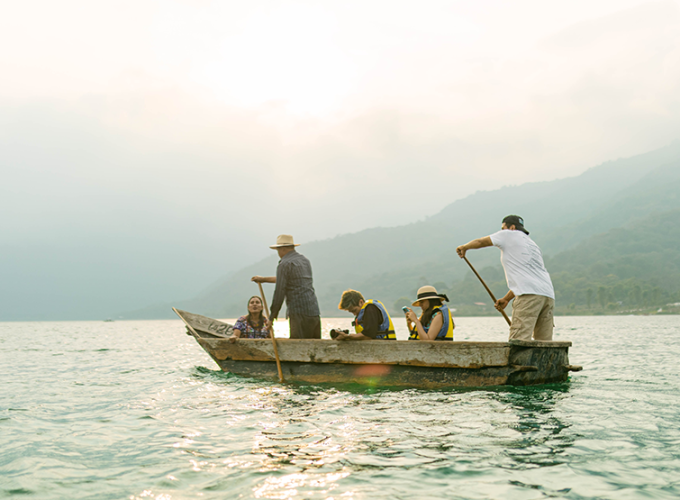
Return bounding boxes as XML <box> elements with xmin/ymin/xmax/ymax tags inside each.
<box><xmin>330</xmin><ymin>328</ymin><xmax>349</xmax><ymax>339</ymax></box>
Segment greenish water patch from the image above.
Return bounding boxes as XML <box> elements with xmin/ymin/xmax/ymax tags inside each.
<box><xmin>1</xmin><ymin>316</ymin><xmax>679</xmax><ymax>499</ymax></box>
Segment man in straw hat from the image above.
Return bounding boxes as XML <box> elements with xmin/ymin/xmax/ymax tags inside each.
<box><xmin>252</xmin><ymin>235</ymin><xmax>321</xmax><ymax>339</ymax></box>
<box><xmin>456</xmin><ymin>215</ymin><xmax>555</xmax><ymax>341</ymax></box>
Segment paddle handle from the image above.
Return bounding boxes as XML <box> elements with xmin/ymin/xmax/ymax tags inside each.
<box><xmin>463</xmin><ymin>256</ymin><xmax>512</xmax><ymax>326</ymax></box>
<box><xmin>258</xmin><ymin>283</ymin><xmax>284</xmax><ymax>383</ymax></box>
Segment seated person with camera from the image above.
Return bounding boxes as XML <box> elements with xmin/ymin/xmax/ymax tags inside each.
<box><xmin>332</xmin><ymin>290</ymin><xmax>397</xmax><ymax>341</ymax></box>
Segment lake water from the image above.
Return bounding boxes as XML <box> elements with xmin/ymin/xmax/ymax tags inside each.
<box><xmin>2</xmin><ymin>316</ymin><xmax>680</xmax><ymax>499</ymax></box>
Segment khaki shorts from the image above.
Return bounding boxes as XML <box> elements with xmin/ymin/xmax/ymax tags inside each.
<box><xmin>509</xmin><ymin>294</ymin><xmax>554</xmax><ymax>341</ymax></box>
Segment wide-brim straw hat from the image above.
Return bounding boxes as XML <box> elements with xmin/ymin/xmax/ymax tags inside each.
<box><xmin>412</xmin><ymin>285</ymin><xmax>448</xmax><ymax>306</ymax></box>
<box><xmin>270</xmin><ymin>234</ymin><xmax>301</xmax><ymax>249</ymax></box>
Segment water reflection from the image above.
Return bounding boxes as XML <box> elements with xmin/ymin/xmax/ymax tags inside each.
<box><xmin>6</xmin><ymin>317</ymin><xmax>680</xmax><ymax>499</ymax></box>
<box><xmin>182</xmin><ymin>362</ymin><xmax>582</xmax><ymax>497</ymax></box>
<box><xmin>487</xmin><ymin>384</ymin><xmax>575</xmax><ymax>469</ymax></box>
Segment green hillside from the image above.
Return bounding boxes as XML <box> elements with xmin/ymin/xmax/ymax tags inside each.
<box><xmin>548</xmin><ymin>209</ymin><xmax>680</xmax><ymax>314</ymax></box>
<box><xmin>122</xmin><ymin>143</ymin><xmax>680</xmax><ymax>319</ymax></box>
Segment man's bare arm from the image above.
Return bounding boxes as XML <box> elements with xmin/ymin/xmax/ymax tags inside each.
<box><xmin>251</xmin><ymin>276</ymin><xmax>276</xmax><ymax>283</ymax></box>
<box><xmin>495</xmin><ymin>290</ymin><xmax>515</xmax><ymax>310</ymax></box>
<box><xmin>456</xmin><ymin>236</ymin><xmax>493</xmax><ymax>258</ymax></box>
<box><xmin>335</xmin><ymin>332</ymin><xmax>371</xmax><ymax>341</ymax></box>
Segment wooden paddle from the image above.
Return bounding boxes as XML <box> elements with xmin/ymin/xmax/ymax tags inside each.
<box><xmin>463</xmin><ymin>256</ymin><xmax>512</xmax><ymax>326</ymax></box>
<box><xmin>257</xmin><ymin>282</ymin><xmax>284</xmax><ymax>383</ymax></box>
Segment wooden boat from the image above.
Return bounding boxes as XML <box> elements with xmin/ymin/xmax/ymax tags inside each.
<box><xmin>174</xmin><ymin>309</ymin><xmax>582</xmax><ymax>389</ymax></box>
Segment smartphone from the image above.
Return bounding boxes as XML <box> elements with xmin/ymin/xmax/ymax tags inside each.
<box><xmin>402</xmin><ymin>306</ymin><xmax>410</xmax><ymax>312</ymax></box>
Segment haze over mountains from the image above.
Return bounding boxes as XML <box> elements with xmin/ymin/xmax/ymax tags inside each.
<box><xmin>125</xmin><ymin>142</ymin><xmax>680</xmax><ymax>319</ymax></box>
<box><xmin>4</xmin><ymin>2</ymin><xmax>680</xmax><ymax>322</ymax></box>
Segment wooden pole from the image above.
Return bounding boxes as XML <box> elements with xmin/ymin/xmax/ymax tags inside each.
<box><xmin>257</xmin><ymin>283</ymin><xmax>284</xmax><ymax>383</ymax></box>
<box><xmin>463</xmin><ymin>256</ymin><xmax>512</xmax><ymax>326</ymax></box>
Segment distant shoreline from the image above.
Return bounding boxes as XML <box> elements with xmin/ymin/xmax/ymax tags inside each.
<box><xmin>450</xmin><ymin>309</ymin><xmax>680</xmax><ymax>318</ymax></box>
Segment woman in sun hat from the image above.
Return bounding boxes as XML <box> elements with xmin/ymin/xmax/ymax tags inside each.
<box><xmin>403</xmin><ymin>285</ymin><xmax>455</xmax><ymax>341</ymax></box>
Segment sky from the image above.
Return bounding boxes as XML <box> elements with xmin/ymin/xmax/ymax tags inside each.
<box><xmin>1</xmin><ymin>0</ymin><xmax>680</xmax><ymax>319</ymax></box>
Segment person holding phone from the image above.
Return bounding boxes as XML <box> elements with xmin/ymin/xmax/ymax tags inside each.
<box><xmin>403</xmin><ymin>286</ymin><xmax>455</xmax><ymax>341</ymax></box>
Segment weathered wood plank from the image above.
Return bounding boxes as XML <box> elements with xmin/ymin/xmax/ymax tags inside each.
<box><xmin>175</xmin><ymin>309</ymin><xmax>233</xmax><ymax>338</ymax></box>
<box><xmin>215</xmin><ymin>360</ymin><xmax>514</xmax><ymax>388</ymax></box>
<box><xmin>198</xmin><ymin>338</ymin><xmax>512</xmax><ymax>368</ymax></box>
<box><xmin>509</xmin><ymin>339</ymin><xmax>572</xmax><ymax>347</ymax></box>
<box><xmin>507</xmin><ymin>344</ymin><xmax>571</xmax><ymax>386</ymax></box>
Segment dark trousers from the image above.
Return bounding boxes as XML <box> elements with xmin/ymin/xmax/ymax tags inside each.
<box><xmin>289</xmin><ymin>314</ymin><xmax>321</xmax><ymax>339</ymax></box>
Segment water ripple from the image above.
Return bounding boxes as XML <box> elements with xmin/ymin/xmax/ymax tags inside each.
<box><xmin>1</xmin><ymin>317</ymin><xmax>680</xmax><ymax>499</ymax></box>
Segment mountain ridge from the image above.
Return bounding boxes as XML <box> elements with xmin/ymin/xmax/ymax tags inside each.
<box><xmin>120</xmin><ymin>142</ymin><xmax>680</xmax><ymax>319</ymax></box>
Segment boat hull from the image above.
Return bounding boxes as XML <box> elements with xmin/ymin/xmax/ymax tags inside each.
<box><xmin>201</xmin><ymin>340</ymin><xmax>571</xmax><ymax>388</ymax></box>
<box><xmin>174</xmin><ymin>309</ymin><xmax>578</xmax><ymax>388</ymax></box>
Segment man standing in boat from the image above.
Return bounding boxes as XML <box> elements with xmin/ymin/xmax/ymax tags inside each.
<box><xmin>333</xmin><ymin>290</ymin><xmax>397</xmax><ymax>341</ymax></box>
<box><xmin>456</xmin><ymin>215</ymin><xmax>555</xmax><ymax>341</ymax></box>
<box><xmin>252</xmin><ymin>235</ymin><xmax>321</xmax><ymax>339</ymax></box>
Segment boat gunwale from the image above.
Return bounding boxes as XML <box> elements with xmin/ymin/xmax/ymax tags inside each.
<box><xmin>197</xmin><ymin>337</ymin><xmax>573</xmax><ymax>348</ymax></box>
<box><xmin>175</xmin><ymin>308</ymin><xmax>572</xmax><ymax>348</ymax></box>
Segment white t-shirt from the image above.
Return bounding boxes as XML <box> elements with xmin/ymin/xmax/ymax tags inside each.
<box><xmin>489</xmin><ymin>230</ymin><xmax>555</xmax><ymax>299</ymax></box>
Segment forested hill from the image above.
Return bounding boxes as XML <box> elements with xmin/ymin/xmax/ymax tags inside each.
<box><xmin>549</xmin><ymin>209</ymin><xmax>680</xmax><ymax>313</ymax></box>
<box><xmin>123</xmin><ymin>143</ymin><xmax>680</xmax><ymax>319</ymax></box>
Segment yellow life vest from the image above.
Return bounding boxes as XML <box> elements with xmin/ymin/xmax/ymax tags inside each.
<box><xmin>409</xmin><ymin>304</ymin><xmax>454</xmax><ymax>341</ymax></box>
<box><xmin>355</xmin><ymin>299</ymin><xmax>396</xmax><ymax>340</ymax></box>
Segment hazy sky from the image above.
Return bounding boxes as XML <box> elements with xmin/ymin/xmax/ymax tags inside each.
<box><xmin>2</xmin><ymin>0</ymin><xmax>680</xmax><ymax>318</ymax></box>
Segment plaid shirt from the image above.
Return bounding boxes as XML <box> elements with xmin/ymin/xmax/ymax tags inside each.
<box><xmin>270</xmin><ymin>250</ymin><xmax>320</xmax><ymax>319</ymax></box>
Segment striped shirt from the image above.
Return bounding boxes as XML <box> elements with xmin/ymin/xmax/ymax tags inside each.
<box><xmin>270</xmin><ymin>250</ymin><xmax>320</xmax><ymax>319</ymax></box>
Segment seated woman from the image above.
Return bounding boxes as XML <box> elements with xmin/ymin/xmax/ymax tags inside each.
<box><xmin>404</xmin><ymin>286</ymin><xmax>455</xmax><ymax>341</ymax></box>
<box><xmin>230</xmin><ymin>296</ymin><xmax>270</xmax><ymax>342</ymax></box>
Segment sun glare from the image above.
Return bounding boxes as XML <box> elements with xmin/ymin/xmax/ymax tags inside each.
<box><xmin>155</xmin><ymin>3</ymin><xmax>358</xmax><ymax>116</ymax></box>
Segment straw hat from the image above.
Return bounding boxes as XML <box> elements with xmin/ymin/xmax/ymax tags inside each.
<box><xmin>412</xmin><ymin>285</ymin><xmax>449</xmax><ymax>306</ymax></box>
<box><xmin>270</xmin><ymin>234</ymin><xmax>301</xmax><ymax>249</ymax></box>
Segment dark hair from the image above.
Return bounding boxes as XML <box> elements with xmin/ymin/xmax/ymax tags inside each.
<box><xmin>419</xmin><ymin>298</ymin><xmax>443</xmax><ymax>328</ymax></box>
<box><xmin>339</xmin><ymin>289</ymin><xmax>364</xmax><ymax>310</ymax></box>
<box><xmin>246</xmin><ymin>296</ymin><xmax>266</xmax><ymax>329</ymax></box>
